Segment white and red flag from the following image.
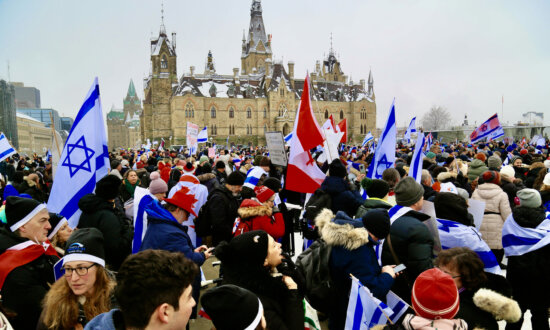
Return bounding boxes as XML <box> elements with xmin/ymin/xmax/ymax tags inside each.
<box><xmin>321</xmin><ymin>114</ymin><xmax>337</xmax><ymax>133</ymax></box>
<box><xmin>286</xmin><ymin>75</ymin><xmax>326</xmax><ymax>193</ymax></box>
<box><xmin>338</xmin><ymin>119</ymin><xmax>347</xmax><ymax>143</ymax></box>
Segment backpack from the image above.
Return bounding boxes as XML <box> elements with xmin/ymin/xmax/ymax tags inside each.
<box><xmin>303</xmin><ymin>189</ymin><xmax>332</xmax><ymax>221</ymax></box>
<box><xmin>232</xmin><ymin>217</ymin><xmax>253</xmax><ymax>237</ymax></box>
<box><xmin>295</xmin><ymin>239</ymin><xmax>336</xmax><ymax>314</ymax></box>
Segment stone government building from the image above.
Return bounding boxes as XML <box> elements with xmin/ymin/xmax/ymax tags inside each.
<box><xmin>141</xmin><ymin>0</ymin><xmax>376</xmax><ymax>146</ymax></box>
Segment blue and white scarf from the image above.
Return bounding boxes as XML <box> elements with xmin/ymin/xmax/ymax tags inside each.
<box><xmin>502</xmin><ymin>214</ymin><xmax>550</xmax><ymax>257</ymax></box>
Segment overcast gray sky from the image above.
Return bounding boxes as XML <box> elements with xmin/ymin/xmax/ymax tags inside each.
<box><xmin>1</xmin><ymin>0</ymin><xmax>548</xmax><ymax>129</ymax></box>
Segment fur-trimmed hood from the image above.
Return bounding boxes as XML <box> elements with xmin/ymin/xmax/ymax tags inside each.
<box><xmin>237</xmin><ymin>199</ymin><xmax>272</xmax><ymax>218</ymax></box>
<box><xmin>197</xmin><ymin>172</ymin><xmax>216</xmax><ymax>183</ymax></box>
<box><xmin>314</xmin><ymin>208</ymin><xmax>369</xmax><ymax>250</ymax></box>
<box><xmin>23</xmin><ymin>176</ymin><xmax>38</xmax><ymax>187</ymax></box>
<box><xmin>473</xmin><ymin>288</ymin><xmax>521</xmax><ymax>323</ymax></box>
<box><xmin>437</xmin><ymin>171</ymin><xmax>457</xmax><ymax>183</ymax></box>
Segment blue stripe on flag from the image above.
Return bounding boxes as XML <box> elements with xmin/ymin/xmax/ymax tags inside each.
<box><xmin>0</xmin><ymin>148</ymin><xmax>15</xmax><ymax>160</ymax></box>
<box><xmin>352</xmin><ymin>286</ymin><xmax>364</xmax><ymax>330</ymax></box>
<box><xmin>476</xmin><ymin>250</ymin><xmax>499</xmax><ymax>268</ymax></box>
<box><xmin>70</xmin><ymin>84</ymin><xmax>100</xmax><ymax>135</ymax></box>
<box><xmin>245</xmin><ymin>176</ymin><xmax>260</xmax><ymax>186</ymax></box>
<box><xmin>59</xmin><ymin>174</ymin><xmax>97</xmax><ymax>219</ymax></box>
<box><xmin>133</xmin><ymin>194</ymin><xmax>154</xmax><ymax>253</ymax></box>
<box><xmin>502</xmin><ymin>234</ymin><xmax>540</xmax><ymax>247</ymax></box>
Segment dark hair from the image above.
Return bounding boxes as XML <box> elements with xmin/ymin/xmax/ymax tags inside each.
<box><xmin>382</xmin><ymin>168</ymin><xmax>400</xmax><ymax>189</ymax></box>
<box><xmin>435</xmin><ymin>247</ymin><xmax>487</xmax><ymax>290</ymax></box>
<box><xmin>115</xmin><ymin>250</ymin><xmax>198</xmax><ymax>328</ymax></box>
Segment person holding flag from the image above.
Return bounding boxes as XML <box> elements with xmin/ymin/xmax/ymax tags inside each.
<box><xmin>0</xmin><ymin>197</ymin><xmax>60</xmax><ymax>329</ymax></box>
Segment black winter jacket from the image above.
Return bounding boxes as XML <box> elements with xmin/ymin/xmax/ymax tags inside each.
<box><xmin>0</xmin><ymin>228</ymin><xmax>59</xmax><ymax>329</ymax></box>
<box><xmin>209</xmin><ymin>186</ymin><xmax>240</xmax><ymax>245</ymax></box>
<box><xmin>381</xmin><ymin>209</ymin><xmax>434</xmax><ymax>303</ymax></box>
<box><xmin>77</xmin><ymin>194</ymin><xmax>133</xmax><ymax>271</ymax></box>
<box><xmin>320</xmin><ymin>176</ymin><xmax>364</xmax><ymax>218</ymax></box>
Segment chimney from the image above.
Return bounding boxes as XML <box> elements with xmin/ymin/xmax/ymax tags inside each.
<box><xmin>360</xmin><ymin>79</ymin><xmax>365</xmax><ymax>90</ymax></box>
<box><xmin>190</xmin><ymin>66</ymin><xmax>195</xmax><ymax>76</ymax></box>
<box><xmin>315</xmin><ymin>60</ymin><xmax>321</xmax><ymax>73</ymax></box>
<box><xmin>288</xmin><ymin>61</ymin><xmax>294</xmax><ymax>80</ymax></box>
<box><xmin>172</xmin><ymin>32</ymin><xmax>176</xmax><ymax>50</ymax></box>
<box><xmin>265</xmin><ymin>58</ymin><xmax>272</xmax><ymax>76</ymax></box>
<box><xmin>233</xmin><ymin>67</ymin><xmax>239</xmax><ymax>78</ymax></box>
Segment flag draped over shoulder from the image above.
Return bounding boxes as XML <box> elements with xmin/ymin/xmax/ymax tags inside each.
<box><xmin>0</xmin><ymin>132</ymin><xmax>17</xmax><ymax>161</ymax></box>
<box><xmin>132</xmin><ymin>187</ymin><xmax>154</xmax><ymax>253</ymax></box>
<box><xmin>470</xmin><ymin>113</ymin><xmax>504</xmax><ymax>143</ymax></box>
<box><xmin>409</xmin><ymin>132</ymin><xmax>425</xmax><ymax>183</ymax></box>
<box><xmin>367</xmin><ymin>100</ymin><xmax>396</xmax><ymax>179</ymax></box>
<box><xmin>47</xmin><ymin>78</ymin><xmax>110</xmax><ymax>228</ymax></box>
<box><xmin>502</xmin><ymin>214</ymin><xmax>550</xmax><ymax>257</ymax></box>
<box><xmin>286</xmin><ymin>75</ymin><xmax>326</xmax><ymax>193</ymax></box>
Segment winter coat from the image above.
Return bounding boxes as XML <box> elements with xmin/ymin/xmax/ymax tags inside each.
<box><xmin>315</xmin><ymin>209</ymin><xmax>394</xmax><ymax>330</ymax></box>
<box><xmin>422</xmin><ymin>184</ymin><xmax>437</xmax><ymax>201</ymax></box>
<box><xmin>320</xmin><ymin>176</ymin><xmax>364</xmax><ymax>217</ymax></box>
<box><xmin>513</xmin><ymin>165</ymin><xmax>527</xmax><ymax>181</ymax></box>
<box><xmin>18</xmin><ymin>179</ymin><xmax>48</xmax><ymax>202</ymax></box>
<box><xmin>0</xmin><ymin>229</ymin><xmax>59</xmax><ymax>329</ymax></box>
<box><xmin>456</xmin><ymin>272</ymin><xmax>518</xmax><ymax>330</ymax></box>
<box><xmin>472</xmin><ymin>183</ymin><xmax>511</xmax><ymax>249</ymax></box>
<box><xmin>506</xmin><ymin>206</ymin><xmax>550</xmax><ymax>306</ymax></box>
<box><xmin>381</xmin><ymin>209</ymin><xmax>434</xmax><ymax>303</ymax></box>
<box><xmin>524</xmin><ymin>166</ymin><xmax>544</xmax><ymax>188</ymax></box>
<box><xmin>140</xmin><ymin>200</ymin><xmax>205</xmax><ymax>314</ymax></box>
<box><xmin>500</xmin><ymin>180</ymin><xmax>524</xmax><ymax>209</ymax></box>
<box><xmin>467</xmin><ymin>159</ymin><xmax>488</xmax><ymax>182</ymax></box>
<box><xmin>236</xmin><ymin>199</ymin><xmax>285</xmax><ymax>240</ymax></box>
<box><xmin>210</xmin><ymin>185</ymin><xmax>240</xmax><ymax>245</ymax></box>
<box><xmin>160</xmin><ymin>165</ymin><xmax>171</xmax><ymax>183</ymax></box>
<box><xmin>78</xmin><ymin>194</ymin><xmax>133</xmax><ymax>271</ymax></box>
<box><xmin>214</xmin><ymin>169</ymin><xmax>227</xmax><ymax>185</ymax></box>
<box><xmin>84</xmin><ymin>309</ymin><xmax>122</xmax><ymax>330</ymax></box>
<box><xmin>355</xmin><ymin>197</ymin><xmax>392</xmax><ymax>219</ymax></box>
<box><xmin>197</xmin><ymin>172</ymin><xmax>219</xmax><ymax>194</ymax></box>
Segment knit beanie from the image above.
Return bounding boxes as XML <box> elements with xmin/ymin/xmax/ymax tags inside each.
<box><xmin>329</xmin><ymin>159</ymin><xmax>347</xmax><ymax>178</ymax></box>
<box><xmin>487</xmin><ymin>155</ymin><xmax>502</xmax><ymax>169</ymax></box>
<box><xmin>216</xmin><ymin>160</ymin><xmax>226</xmax><ymax>169</ymax></box>
<box><xmin>148</xmin><ymin>171</ymin><xmax>168</xmax><ymax>194</ymax></box>
<box><xmin>544</xmin><ymin>160</ymin><xmax>550</xmax><ymax>169</ymax></box>
<box><xmin>475</xmin><ymin>153</ymin><xmax>487</xmax><ymax>162</ymax></box>
<box><xmin>394</xmin><ymin>177</ymin><xmax>424</xmax><ymax>206</ymax></box>
<box><xmin>253</xmin><ymin>186</ymin><xmax>275</xmax><ymax>203</ymax></box>
<box><xmin>510</xmin><ymin>156</ymin><xmax>522</xmax><ymax>166</ymax></box>
<box><xmin>226</xmin><ymin>171</ymin><xmax>245</xmax><ymax>186</ymax></box>
<box><xmin>520</xmin><ymin>149</ymin><xmax>528</xmax><ymax>155</ymax></box>
<box><xmin>362</xmin><ymin>209</ymin><xmax>391</xmax><ymax>239</ymax></box>
<box><xmin>434</xmin><ymin>192</ymin><xmax>470</xmax><ymax>225</ymax></box>
<box><xmin>63</xmin><ymin>227</ymin><xmax>105</xmax><ymax>267</ymax></box>
<box><xmin>517</xmin><ymin>189</ymin><xmax>542</xmax><ymax>208</ymax></box>
<box><xmin>412</xmin><ymin>268</ymin><xmax>460</xmax><ymax>320</ymax></box>
<box><xmin>543</xmin><ymin>172</ymin><xmax>550</xmax><ymax>186</ymax></box>
<box><xmin>199</xmin><ymin>155</ymin><xmax>209</xmax><ymax>164</ymax></box>
<box><xmin>201</xmin><ymin>285</ymin><xmax>263</xmax><ymax>330</ymax></box>
<box><xmin>216</xmin><ymin>230</ymin><xmax>269</xmax><ymax>267</ymax></box>
<box><xmin>500</xmin><ymin>165</ymin><xmax>515</xmax><ymax>180</ymax></box>
<box><xmin>480</xmin><ymin>171</ymin><xmax>500</xmax><ymax>185</ymax></box>
<box><xmin>425</xmin><ymin>152</ymin><xmax>436</xmax><ymax>160</ymax></box>
<box><xmin>201</xmin><ymin>162</ymin><xmax>212</xmax><ymax>174</ymax></box>
<box><xmin>183</xmin><ymin>162</ymin><xmax>195</xmax><ymax>174</ymax></box>
<box><xmin>47</xmin><ymin>213</ymin><xmax>69</xmax><ymax>240</ymax></box>
<box><xmin>95</xmin><ymin>174</ymin><xmax>122</xmax><ymax>200</ymax></box>
<box><xmin>6</xmin><ymin>196</ymin><xmax>47</xmax><ymax>232</ymax></box>
<box><xmin>263</xmin><ymin>177</ymin><xmax>282</xmax><ymax>193</ymax></box>
<box><xmin>367</xmin><ymin>179</ymin><xmax>390</xmax><ymax>199</ymax></box>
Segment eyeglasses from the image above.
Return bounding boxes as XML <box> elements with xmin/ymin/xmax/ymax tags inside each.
<box><xmin>63</xmin><ymin>264</ymin><xmax>96</xmax><ymax>277</ymax></box>
<box><xmin>437</xmin><ymin>267</ymin><xmax>461</xmax><ymax>279</ymax></box>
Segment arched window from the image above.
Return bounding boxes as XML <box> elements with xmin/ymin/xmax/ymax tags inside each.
<box><xmin>278</xmin><ymin>104</ymin><xmax>286</xmax><ymax>117</ymax></box>
<box><xmin>324</xmin><ymin>110</ymin><xmax>329</xmax><ymax>119</ymax></box>
<box><xmin>185</xmin><ymin>103</ymin><xmax>194</xmax><ymax>119</ymax></box>
<box><xmin>161</xmin><ymin>55</ymin><xmax>167</xmax><ymax>69</ymax></box>
<box><xmin>246</xmin><ymin>107</ymin><xmax>252</xmax><ymax>118</ymax></box>
<box><xmin>191</xmin><ymin>109</ymin><xmax>194</xmax><ymax>118</ymax></box>
<box><xmin>280</xmin><ymin>88</ymin><xmax>284</xmax><ymax>97</ymax></box>
<box><xmin>211</xmin><ymin>106</ymin><xmax>217</xmax><ymax>118</ymax></box>
<box><xmin>263</xmin><ymin>107</ymin><xmax>267</xmax><ymax>118</ymax></box>
<box><xmin>339</xmin><ymin>110</ymin><xmax>344</xmax><ymax>120</ymax></box>
<box><xmin>214</xmin><ymin>125</ymin><xmax>217</xmax><ymax>135</ymax></box>
<box><xmin>185</xmin><ymin>109</ymin><xmax>188</xmax><ymax>118</ymax></box>
<box><xmin>229</xmin><ymin>107</ymin><xmax>234</xmax><ymax>118</ymax></box>
<box><xmin>264</xmin><ymin>124</ymin><xmax>267</xmax><ymax>133</ymax></box>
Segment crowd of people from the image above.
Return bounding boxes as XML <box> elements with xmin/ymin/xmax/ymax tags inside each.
<box><xmin>0</xmin><ymin>137</ymin><xmax>548</xmax><ymax>329</ymax></box>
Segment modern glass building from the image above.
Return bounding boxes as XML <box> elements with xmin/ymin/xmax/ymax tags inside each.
<box><xmin>17</xmin><ymin>108</ymin><xmax>62</xmax><ymax>131</ymax></box>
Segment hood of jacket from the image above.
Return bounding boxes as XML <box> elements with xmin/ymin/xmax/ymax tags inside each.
<box><xmin>84</xmin><ymin>309</ymin><xmax>119</xmax><ymax>330</ymax></box>
<box><xmin>320</xmin><ymin>176</ymin><xmax>349</xmax><ymax>195</ymax></box>
<box><xmin>237</xmin><ymin>199</ymin><xmax>272</xmax><ymax>218</ymax></box>
<box><xmin>78</xmin><ymin>193</ymin><xmax>115</xmax><ymax>213</ymax></box>
<box><xmin>145</xmin><ymin>199</ymin><xmax>179</xmax><ymax>224</ymax></box>
<box><xmin>512</xmin><ymin>206</ymin><xmax>546</xmax><ymax>229</ymax></box>
<box><xmin>0</xmin><ymin>227</ymin><xmax>28</xmax><ymax>254</ymax></box>
<box><xmin>437</xmin><ymin>171</ymin><xmax>457</xmax><ymax>183</ymax></box>
<box><xmin>314</xmin><ymin>208</ymin><xmax>369</xmax><ymax>250</ymax></box>
<box><xmin>473</xmin><ymin>288</ymin><xmax>521</xmax><ymax>323</ymax></box>
<box><xmin>470</xmin><ymin>159</ymin><xmax>487</xmax><ymax>170</ymax></box>
<box><xmin>474</xmin><ymin>183</ymin><xmax>504</xmax><ymax>199</ymax></box>
<box><xmin>197</xmin><ymin>172</ymin><xmax>216</xmax><ymax>183</ymax></box>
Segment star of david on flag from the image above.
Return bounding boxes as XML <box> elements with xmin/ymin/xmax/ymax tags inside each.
<box><xmin>48</xmin><ymin>78</ymin><xmax>110</xmax><ymax>228</ymax></box>
<box><xmin>367</xmin><ymin>99</ymin><xmax>396</xmax><ymax>179</ymax></box>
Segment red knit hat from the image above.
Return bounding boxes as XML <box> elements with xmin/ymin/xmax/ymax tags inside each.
<box><xmin>520</xmin><ymin>149</ymin><xmax>528</xmax><ymax>155</ymax></box>
<box><xmin>474</xmin><ymin>153</ymin><xmax>487</xmax><ymax>162</ymax></box>
<box><xmin>411</xmin><ymin>268</ymin><xmax>459</xmax><ymax>320</ymax></box>
<box><xmin>481</xmin><ymin>170</ymin><xmax>500</xmax><ymax>185</ymax></box>
<box><xmin>253</xmin><ymin>186</ymin><xmax>275</xmax><ymax>203</ymax></box>
<box><xmin>164</xmin><ymin>186</ymin><xmax>198</xmax><ymax>217</ymax></box>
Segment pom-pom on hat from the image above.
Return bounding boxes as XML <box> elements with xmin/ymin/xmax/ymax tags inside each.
<box><xmin>183</xmin><ymin>162</ymin><xmax>195</xmax><ymax>174</ymax></box>
<box><xmin>47</xmin><ymin>213</ymin><xmax>68</xmax><ymax>240</ymax></box>
<box><xmin>6</xmin><ymin>196</ymin><xmax>47</xmax><ymax>232</ymax></box>
<box><xmin>63</xmin><ymin>228</ymin><xmax>105</xmax><ymax>267</ymax></box>
<box><xmin>201</xmin><ymin>285</ymin><xmax>263</xmax><ymax>330</ymax></box>
<box><xmin>412</xmin><ymin>268</ymin><xmax>460</xmax><ymax>320</ymax></box>
<box><xmin>95</xmin><ymin>175</ymin><xmax>122</xmax><ymax>200</ymax></box>
<box><xmin>148</xmin><ymin>171</ymin><xmax>168</xmax><ymax>194</ymax></box>
<box><xmin>253</xmin><ymin>186</ymin><xmax>275</xmax><ymax>203</ymax></box>
<box><xmin>164</xmin><ymin>186</ymin><xmax>198</xmax><ymax>217</ymax></box>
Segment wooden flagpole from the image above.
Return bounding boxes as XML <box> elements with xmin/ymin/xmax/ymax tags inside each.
<box><xmin>49</xmin><ymin>112</ymin><xmax>61</xmax><ymax>156</ymax></box>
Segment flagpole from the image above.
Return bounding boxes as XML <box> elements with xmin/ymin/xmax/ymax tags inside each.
<box><xmin>49</xmin><ymin>112</ymin><xmax>61</xmax><ymax>156</ymax></box>
<box><xmin>349</xmin><ymin>274</ymin><xmax>394</xmax><ymax>325</ymax></box>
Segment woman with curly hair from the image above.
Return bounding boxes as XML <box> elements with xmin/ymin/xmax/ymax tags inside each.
<box><xmin>38</xmin><ymin>228</ymin><xmax>115</xmax><ymax>330</ymax></box>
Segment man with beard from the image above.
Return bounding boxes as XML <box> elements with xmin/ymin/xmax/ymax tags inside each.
<box><xmin>210</xmin><ymin>171</ymin><xmax>245</xmax><ymax>245</ymax></box>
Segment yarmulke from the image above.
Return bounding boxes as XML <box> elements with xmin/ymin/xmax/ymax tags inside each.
<box><xmin>95</xmin><ymin>175</ymin><xmax>122</xmax><ymax>200</ymax></box>
<box><xmin>63</xmin><ymin>227</ymin><xmax>105</xmax><ymax>267</ymax></box>
<box><xmin>394</xmin><ymin>177</ymin><xmax>424</xmax><ymax>206</ymax></box>
<box><xmin>201</xmin><ymin>285</ymin><xmax>263</xmax><ymax>330</ymax></box>
<box><xmin>6</xmin><ymin>196</ymin><xmax>46</xmax><ymax>232</ymax></box>
<box><xmin>362</xmin><ymin>209</ymin><xmax>390</xmax><ymax>239</ymax></box>
<box><xmin>412</xmin><ymin>268</ymin><xmax>459</xmax><ymax>320</ymax></box>
<box><xmin>517</xmin><ymin>189</ymin><xmax>541</xmax><ymax>208</ymax></box>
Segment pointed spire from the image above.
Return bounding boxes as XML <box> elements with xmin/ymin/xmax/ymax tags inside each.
<box><xmin>329</xmin><ymin>32</ymin><xmax>334</xmax><ymax>56</ymax></box>
<box><xmin>368</xmin><ymin>69</ymin><xmax>373</xmax><ymax>85</ymax></box>
<box><xmin>159</xmin><ymin>2</ymin><xmax>166</xmax><ymax>36</ymax></box>
<box><xmin>127</xmin><ymin>79</ymin><xmax>136</xmax><ymax>97</ymax></box>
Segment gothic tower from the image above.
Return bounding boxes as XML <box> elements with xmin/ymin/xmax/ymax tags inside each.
<box><xmin>141</xmin><ymin>7</ymin><xmax>177</xmax><ymax>141</ymax></box>
<box><xmin>123</xmin><ymin>79</ymin><xmax>141</xmax><ymax>119</ymax></box>
<box><xmin>241</xmin><ymin>0</ymin><xmax>272</xmax><ymax>75</ymax></box>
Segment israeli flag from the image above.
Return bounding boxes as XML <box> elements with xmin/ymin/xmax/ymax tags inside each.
<box><xmin>404</xmin><ymin>117</ymin><xmax>416</xmax><ymax>142</ymax></box>
<box><xmin>45</xmin><ymin>149</ymin><xmax>52</xmax><ymax>162</ymax></box>
<box><xmin>345</xmin><ymin>276</ymin><xmax>393</xmax><ymax>329</ymax></box>
<box><xmin>284</xmin><ymin>132</ymin><xmax>293</xmax><ymax>143</ymax></box>
<box><xmin>386</xmin><ymin>291</ymin><xmax>408</xmax><ymax>323</ymax></box>
<box><xmin>243</xmin><ymin>166</ymin><xmax>267</xmax><ymax>190</ymax></box>
<box><xmin>198</xmin><ymin>126</ymin><xmax>208</xmax><ymax>143</ymax></box>
<box><xmin>437</xmin><ymin>218</ymin><xmax>502</xmax><ymax>274</ymax></box>
<box><xmin>47</xmin><ymin>78</ymin><xmax>110</xmax><ymax>228</ymax></box>
<box><xmin>132</xmin><ymin>187</ymin><xmax>154</xmax><ymax>253</ymax></box>
<box><xmin>367</xmin><ymin>99</ymin><xmax>396</xmax><ymax>179</ymax></box>
<box><xmin>425</xmin><ymin>133</ymin><xmax>433</xmax><ymax>152</ymax></box>
<box><xmin>409</xmin><ymin>132</ymin><xmax>425</xmax><ymax>183</ymax></box>
<box><xmin>0</xmin><ymin>133</ymin><xmax>17</xmax><ymax>161</ymax></box>
<box><xmin>361</xmin><ymin>131</ymin><xmax>374</xmax><ymax>147</ymax></box>
<box><xmin>502</xmin><ymin>214</ymin><xmax>550</xmax><ymax>257</ymax></box>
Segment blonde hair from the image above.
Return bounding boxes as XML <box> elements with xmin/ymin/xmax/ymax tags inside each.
<box><xmin>42</xmin><ymin>266</ymin><xmax>115</xmax><ymax>329</ymax></box>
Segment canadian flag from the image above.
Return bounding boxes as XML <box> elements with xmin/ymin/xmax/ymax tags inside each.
<box><xmin>321</xmin><ymin>114</ymin><xmax>337</xmax><ymax>133</ymax></box>
<box><xmin>286</xmin><ymin>75</ymin><xmax>326</xmax><ymax>193</ymax></box>
<box><xmin>338</xmin><ymin>119</ymin><xmax>347</xmax><ymax>143</ymax></box>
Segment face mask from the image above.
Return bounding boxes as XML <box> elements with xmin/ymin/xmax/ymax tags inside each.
<box><xmin>368</xmin><ymin>235</ymin><xmax>381</xmax><ymax>245</ymax></box>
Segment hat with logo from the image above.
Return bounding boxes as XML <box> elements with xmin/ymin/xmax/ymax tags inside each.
<box><xmin>63</xmin><ymin>228</ymin><xmax>105</xmax><ymax>267</ymax></box>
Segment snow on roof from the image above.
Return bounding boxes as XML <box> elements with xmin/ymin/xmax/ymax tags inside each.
<box><xmin>16</xmin><ymin>112</ymin><xmax>43</xmax><ymax>124</ymax></box>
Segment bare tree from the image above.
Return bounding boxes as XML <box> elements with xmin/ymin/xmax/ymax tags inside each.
<box><xmin>421</xmin><ymin>105</ymin><xmax>451</xmax><ymax>130</ymax></box>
